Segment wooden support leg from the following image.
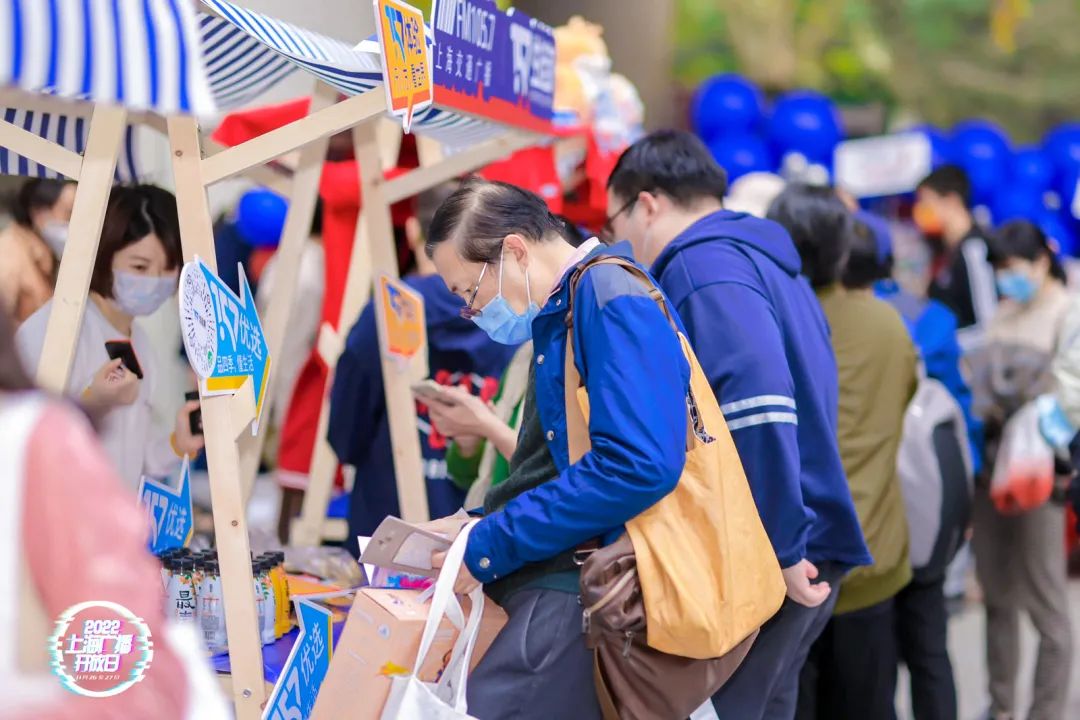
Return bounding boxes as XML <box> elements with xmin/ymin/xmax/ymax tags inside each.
<box><xmin>168</xmin><ymin>116</ymin><xmax>265</xmax><ymax>720</ymax></box>
<box><xmin>34</xmin><ymin>105</ymin><xmax>127</xmax><ymax>393</ymax></box>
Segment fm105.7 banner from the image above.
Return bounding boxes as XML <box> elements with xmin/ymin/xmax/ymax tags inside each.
<box><xmin>430</xmin><ymin>0</ymin><xmax>555</xmax><ymax>132</ymax></box>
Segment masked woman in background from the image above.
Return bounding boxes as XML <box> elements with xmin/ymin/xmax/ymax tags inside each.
<box><xmin>16</xmin><ymin>184</ymin><xmax>203</xmax><ymax>490</ymax></box>
<box><xmin>967</xmin><ymin>220</ymin><xmax>1073</xmax><ymax>720</ymax></box>
<box><xmin>0</xmin><ymin>178</ymin><xmax>75</xmax><ymax>324</ymax></box>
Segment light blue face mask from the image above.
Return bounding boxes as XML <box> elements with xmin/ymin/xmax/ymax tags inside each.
<box><xmin>113</xmin><ymin>270</ymin><xmax>177</xmax><ymax>316</ymax></box>
<box><xmin>471</xmin><ymin>246</ymin><xmax>540</xmax><ymax>345</ymax></box>
<box><xmin>996</xmin><ymin>270</ymin><xmax>1037</xmax><ymax>304</ymax></box>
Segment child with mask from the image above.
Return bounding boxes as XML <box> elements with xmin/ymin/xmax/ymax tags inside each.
<box><xmin>966</xmin><ymin>220</ymin><xmax>1073</xmax><ymax>720</ymax></box>
<box><xmin>0</xmin><ymin>178</ymin><xmax>76</xmax><ymax>324</ymax></box>
<box><xmin>16</xmin><ymin>185</ymin><xmax>203</xmax><ymax>491</ymax></box>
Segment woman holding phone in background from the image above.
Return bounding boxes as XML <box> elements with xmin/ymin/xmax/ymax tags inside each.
<box><xmin>16</xmin><ymin>184</ymin><xmax>203</xmax><ymax>490</ymax></box>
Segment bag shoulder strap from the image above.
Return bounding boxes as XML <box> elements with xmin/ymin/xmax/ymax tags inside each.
<box><xmin>564</xmin><ymin>255</ymin><xmax>677</xmax><ymax>333</ymax></box>
<box><xmin>562</xmin><ymin>256</ymin><xmax>695</xmax><ymax>465</ymax></box>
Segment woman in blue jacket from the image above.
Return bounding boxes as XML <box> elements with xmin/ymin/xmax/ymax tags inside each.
<box><xmin>424</xmin><ymin>178</ymin><xmax>690</xmax><ymax>719</ymax></box>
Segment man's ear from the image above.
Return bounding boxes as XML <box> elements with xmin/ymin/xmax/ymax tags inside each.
<box><xmin>404</xmin><ymin>216</ymin><xmax>422</xmax><ymax>251</ymax></box>
<box><xmin>636</xmin><ymin>190</ymin><xmax>663</xmax><ymax>221</ymax></box>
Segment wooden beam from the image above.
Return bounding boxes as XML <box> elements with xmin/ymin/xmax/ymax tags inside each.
<box><xmin>200</xmin><ymin>90</ymin><xmax>386</xmax><ymax>186</ymax></box>
<box><xmin>0</xmin><ymin>88</ymin><xmax>94</xmax><ymax>117</ymax></box>
<box><xmin>168</xmin><ymin>116</ymin><xmax>265</xmax><ymax>720</ymax></box>
<box><xmin>137</xmin><ymin>112</ymin><xmax>294</xmax><ymax>197</ymax></box>
<box><xmin>0</xmin><ymin>118</ymin><xmax>83</xmax><ymax>179</ymax></box>
<box><xmin>34</xmin><ymin>105</ymin><xmax>126</xmax><ymax>393</ymax></box>
<box><xmin>376</xmin><ymin>118</ymin><xmax>403</xmax><ymax>171</ymax></box>
<box><xmin>167</xmin><ymin>116</ymin><xmax>218</xmax><ymax>265</ymax></box>
<box><xmin>381</xmin><ymin>131</ymin><xmax>540</xmax><ymax>204</ymax></box>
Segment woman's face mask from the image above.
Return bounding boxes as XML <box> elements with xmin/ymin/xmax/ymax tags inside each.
<box><xmin>109</xmin><ymin>232</ymin><xmax>178</xmax><ymax>316</ymax></box>
<box><xmin>39</xmin><ymin>221</ymin><xmax>69</xmax><ymax>257</ymax></box>
<box><xmin>113</xmin><ymin>271</ymin><xmax>177</xmax><ymax>316</ymax></box>
<box><xmin>995</xmin><ymin>257</ymin><xmax>1049</xmax><ymax>305</ymax></box>
<box><xmin>470</xmin><ymin>245</ymin><xmax>539</xmax><ymax>346</ymax></box>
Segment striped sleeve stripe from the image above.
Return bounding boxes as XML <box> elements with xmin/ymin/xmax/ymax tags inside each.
<box><xmin>726</xmin><ymin>411</ymin><xmax>799</xmax><ymax>431</ymax></box>
<box><xmin>720</xmin><ymin>394</ymin><xmax>796</xmax><ymax>416</ymax></box>
<box><xmin>1</xmin><ymin>0</ymin><xmax>213</xmax><ymax>116</ymax></box>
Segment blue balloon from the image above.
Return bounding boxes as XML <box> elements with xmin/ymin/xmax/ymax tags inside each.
<box><xmin>1010</xmin><ymin>147</ymin><xmax>1055</xmax><ymax>193</ymax></box>
<box><xmin>910</xmin><ymin>125</ymin><xmax>952</xmax><ymax>168</ymax></box>
<box><xmin>692</xmin><ymin>74</ymin><xmax>764</xmax><ymax>142</ymax></box>
<box><xmin>991</xmin><ymin>189</ymin><xmax>1042</xmax><ymax>225</ymax></box>
<box><xmin>707</xmin><ymin>134</ymin><xmax>774</xmax><ymax>182</ymax></box>
<box><xmin>1037</xmin><ymin>211</ymin><xmax>1077</xmax><ymax>258</ymax></box>
<box><xmin>767</xmin><ymin>90</ymin><xmax>842</xmax><ymax>166</ymax></box>
<box><xmin>235</xmin><ymin>189</ymin><xmax>288</xmax><ymax>249</ymax></box>
<box><xmin>1042</xmin><ymin>123</ymin><xmax>1080</xmax><ymax>175</ymax></box>
<box><xmin>951</xmin><ymin>120</ymin><xmax>1012</xmax><ymax>206</ymax></box>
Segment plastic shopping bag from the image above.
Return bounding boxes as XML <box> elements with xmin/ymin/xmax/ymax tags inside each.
<box><xmin>991</xmin><ymin>402</ymin><xmax>1055</xmax><ymax>514</ymax></box>
<box><xmin>380</xmin><ymin>521</ymin><xmax>483</xmax><ymax>720</ymax></box>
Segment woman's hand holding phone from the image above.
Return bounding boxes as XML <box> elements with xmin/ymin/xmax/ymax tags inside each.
<box><xmin>85</xmin><ymin>358</ymin><xmax>140</xmax><ymax>409</ymax></box>
<box><xmin>172</xmin><ymin>400</ymin><xmax>206</xmax><ymax>457</ymax></box>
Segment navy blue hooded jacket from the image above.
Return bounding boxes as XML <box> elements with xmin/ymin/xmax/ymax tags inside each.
<box><xmin>329</xmin><ymin>274</ymin><xmax>518</xmax><ymax>552</ymax></box>
<box><xmin>650</xmin><ymin>211</ymin><xmax>872</xmax><ymax>569</ymax></box>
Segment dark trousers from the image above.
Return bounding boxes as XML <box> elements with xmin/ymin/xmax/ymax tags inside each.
<box><xmin>467</xmin><ymin>588</ymin><xmax>601</xmax><ymax>720</ymax></box>
<box><xmin>895</xmin><ymin>576</ymin><xmax>957</xmax><ymax>720</ymax></box>
<box><xmin>709</xmin><ymin>562</ymin><xmax>846</xmax><ymax>720</ymax></box>
<box><xmin>797</xmin><ymin>597</ymin><xmax>899</xmax><ymax>720</ymax></box>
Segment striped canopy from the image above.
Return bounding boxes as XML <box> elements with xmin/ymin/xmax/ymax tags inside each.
<box><xmin>0</xmin><ymin>0</ymin><xmax>214</xmax><ymax>116</ymax></box>
<box><xmin>200</xmin><ymin>0</ymin><xmax>499</xmax><ymax>150</ymax></box>
<box><xmin>0</xmin><ymin>0</ymin><xmax>521</xmax><ymax>180</ymax></box>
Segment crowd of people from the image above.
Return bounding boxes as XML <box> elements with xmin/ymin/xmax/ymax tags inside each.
<box><xmin>3</xmin><ymin>125</ymin><xmax>1080</xmax><ymax>720</ymax></box>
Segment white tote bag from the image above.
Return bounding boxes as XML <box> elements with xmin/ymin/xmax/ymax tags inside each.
<box><xmin>380</xmin><ymin>520</ymin><xmax>485</xmax><ymax>720</ymax></box>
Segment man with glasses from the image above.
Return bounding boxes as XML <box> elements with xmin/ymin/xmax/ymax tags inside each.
<box><xmin>606</xmin><ymin>130</ymin><xmax>871</xmax><ymax>720</ymax></box>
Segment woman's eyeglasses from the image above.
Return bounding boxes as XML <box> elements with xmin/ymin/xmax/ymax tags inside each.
<box><xmin>459</xmin><ymin>263</ymin><xmax>489</xmax><ymax>319</ymax></box>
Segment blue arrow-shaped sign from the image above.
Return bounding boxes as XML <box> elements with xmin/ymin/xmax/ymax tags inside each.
<box><xmin>138</xmin><ymin>456</ymin><xmax>194</xmax><ymax>555</ymax></box>
<box><xmin>263</xmin><ymin>599</ymin><xmax>335</xmax><ymax>720</ymax></box>
<box><xmin>179</xmin><ymin>257</ymin><xmax>271</xmax><ymax>435</ymax></box>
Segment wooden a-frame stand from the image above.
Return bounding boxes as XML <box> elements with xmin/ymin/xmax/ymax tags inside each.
<box><xmin>1</xmin><ymin>75</ymin><xmax>538</xmax><ymax>718</ymax></box>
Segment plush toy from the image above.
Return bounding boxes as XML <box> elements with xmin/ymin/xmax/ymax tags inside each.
<box><xmin>553</xmin><ymin>16</ymin><xmax>610</xmax><ymax>124</ymax></box>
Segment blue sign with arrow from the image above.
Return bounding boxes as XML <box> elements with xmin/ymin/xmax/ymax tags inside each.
<box><xmin>179</xmin><ymin>257</ymin><xmax>271</xmax><ymax>434</ymax></box>
<box><xmin>263</xmin><ymin>599</ymin><xmax>334</xmax><ymax>720</ymax></box>
<box><xmin>138</xmin><ymin>456</ymin><xmax>194</xmax><ymax>555</ymax></box>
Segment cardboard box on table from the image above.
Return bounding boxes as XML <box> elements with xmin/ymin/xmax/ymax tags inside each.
<box><xmin>310</xmin><ymin>588</ymin><xmax>507</xmax><ymax>719</ymax></box>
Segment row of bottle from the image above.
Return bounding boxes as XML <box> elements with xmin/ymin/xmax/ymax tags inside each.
<box><xmin>157</xmin><ymin>548</ymin><xmax>292</xmax><ymax>654</ymax></box>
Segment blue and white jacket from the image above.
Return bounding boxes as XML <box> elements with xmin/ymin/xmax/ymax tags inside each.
<box><xmin>464</xmin><ymin>243</ymin><xmax>691</xmax><ymax>582</ymax></box>
<box><xmin>650</xmin><ymin>211</ymin><xmax>872</xmax><ymax>569</ymax></box>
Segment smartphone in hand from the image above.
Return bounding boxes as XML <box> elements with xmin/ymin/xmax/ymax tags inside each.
<box><xmin>185</xmin><ymin>390</ymin><xmax>203</xmax><ymax>436</ymax></box>
<box><xmin>104</xmin><ymin>340</ymin><xmax>144</xmax><ymax>379</ymax></box>
<box><xmin>410</xmin><ymin>379</ymin><xmax>457</xmax><ymax>405</ymax></box>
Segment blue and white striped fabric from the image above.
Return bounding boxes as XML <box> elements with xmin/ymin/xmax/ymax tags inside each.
<box><xmin>200</xmin><ymin>0</ymin><xmax>499</xmax><ymax>149</ymax></box>
<box><xmin>720</xmin><ymin>394</ymin><xmax>799</xmax><ymax>431</ymax></box>
<box><xmin>0</xmin><ymin>106</ymin><xmax>140</xmax><ymax>179</ymax></box>
<box><xmin>199</xmin><ymin>12</ymin><xmax>295</xmax><ymax>111</ymax></box>
<box><xmin>0</xmin><ymin>0</ymin><xmax>214</xmax><ymax>116</ymax></box>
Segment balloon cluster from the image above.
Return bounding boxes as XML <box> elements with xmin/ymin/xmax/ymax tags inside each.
<box><xmin>692</xmin><ymin>74</ymin><xmax>1080</xmax><ymax>256</ymax></box>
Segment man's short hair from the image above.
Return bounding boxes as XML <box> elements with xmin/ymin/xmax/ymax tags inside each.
<box><xmin>607</xmin><ymin>129</ymin><xmax>728</xmax><ymax>207</ymax></box>
<box><xmin>917</xmin><ymin>165</ymin><xmax>972</xmax><ymax>208</ymax></box>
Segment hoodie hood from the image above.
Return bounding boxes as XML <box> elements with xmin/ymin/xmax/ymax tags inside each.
<box><xmin>651</xmin><ymin>209</ymin><xmax>802</xmax><ymax>280</ymax></box>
